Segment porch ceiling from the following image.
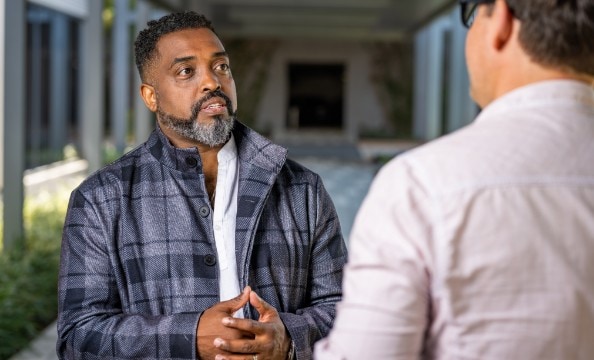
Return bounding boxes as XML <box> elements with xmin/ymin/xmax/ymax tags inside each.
<box><xmin>157</xmin><ymin>0</ymin><xmax>457</xmax><ymax>40</ymax></box>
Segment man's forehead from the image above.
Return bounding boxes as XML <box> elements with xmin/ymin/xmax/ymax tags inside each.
<box><xmin>156</xmin><ymin>28</ymin><xmax>224</xmax><ymax>54</ymax></box>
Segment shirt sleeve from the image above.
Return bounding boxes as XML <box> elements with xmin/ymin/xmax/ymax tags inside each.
<box><xmin>314</xmin><ymin>158</ymin><xmax>433</xmax><ymax>359</ymax></box>
<box><xmin>57</xmin><ymin>187</ymin><xmax>201</xmax><ymax>359</ymax></box>
<box><xmin>278</xmin><ymin>175</ymin><xmax>349</xmax><ymax>360</ymax></box>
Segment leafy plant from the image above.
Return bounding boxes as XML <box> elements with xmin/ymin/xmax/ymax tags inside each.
<box><xmin>367</xmin><ymin>41</ymin><xmax>414</xmax><ymax>139</ymax></box>
<box><xmin>222</xmin><ymin>37</ymin><xmax>278</xmax><ymax>130</ymax></box>
<box><xmin>0</xmin><ymin>189</ymin><xmax>70</xmax><ymax>359</ymax></box>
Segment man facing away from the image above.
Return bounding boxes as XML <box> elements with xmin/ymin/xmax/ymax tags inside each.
<box><xmin>57</xmin><ymin>11</ymin><xmax>347</xmax><ymax>360</ymax></box>
<box><xmin>315</xmin><ymin>0</ymin><xmax>594</xmax><ymax>358</ymax></box>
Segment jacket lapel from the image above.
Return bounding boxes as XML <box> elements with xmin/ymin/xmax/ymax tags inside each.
<box><xmin>232</xmin><ymin>122</ymin><xmax>287</xmax><ymax>291</ymax></box>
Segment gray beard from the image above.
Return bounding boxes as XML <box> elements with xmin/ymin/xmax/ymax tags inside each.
<box><xmin>157</xmin><ymin>110</ymin><xmax>235</xmax><ymax>147</ymax></box>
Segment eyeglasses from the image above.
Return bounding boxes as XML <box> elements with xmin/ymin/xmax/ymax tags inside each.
<box><xmin>460</xmin><ymin>0</ymin><xmax>496</xmax><ymax>28</ymax></box>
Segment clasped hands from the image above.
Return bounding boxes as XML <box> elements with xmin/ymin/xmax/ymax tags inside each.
<box><xmin>197</xmin><ymin>286</ymin><xmax>291</xmax><ymax>360</ymax></box>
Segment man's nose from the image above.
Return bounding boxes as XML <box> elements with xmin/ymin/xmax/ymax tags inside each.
<box><xmin>200</xmin><ymin>69</ymin><xmax>221</xmax><ymax>93</ymax></box>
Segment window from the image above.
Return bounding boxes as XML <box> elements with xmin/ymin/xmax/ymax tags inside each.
<box><xmin>26</xmin><ymin>4</ymin><xmax>80</xmax><ymax>167</ymax></box>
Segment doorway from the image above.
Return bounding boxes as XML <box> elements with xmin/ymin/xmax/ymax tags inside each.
<box><xmin>287</xmin><ymin>63</ymin><xmax>344</xmax><ymax>129</ymax></box>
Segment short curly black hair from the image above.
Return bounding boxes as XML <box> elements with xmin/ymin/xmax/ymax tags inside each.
<box><xmin>134</xmin><ymin>11</ymin><xmax>217</xmax><ymax>82</ymax></box>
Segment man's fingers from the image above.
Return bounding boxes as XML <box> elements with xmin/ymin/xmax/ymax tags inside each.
<box><xmin>217</xmin><ymin>286</ymin><xmax>251</xmax><ymax>313</ymax></box>
<box><xmin>214</xmin><ymin>336</ymin><xmax>262</xmax><ymax>355</ymax></box>
<box><xmin>217</xmin><ymin>295</ymin><xmax>288</xmax><ymax>360</ymax></box>
<box><xmin>249</xmin><ymin>291</ymin><xmax>278</xmax><ymax>320</ymax></box>
<box><xmin>222</xmin><ymin>317</ymin><xmax>266</xmax><ymax>335</ymax></box>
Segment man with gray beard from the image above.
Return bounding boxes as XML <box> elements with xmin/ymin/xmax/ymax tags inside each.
<box><xmin>57</xmin><ymin>11</ymin><xmax>347</xmax><ymax>360</ymax></box>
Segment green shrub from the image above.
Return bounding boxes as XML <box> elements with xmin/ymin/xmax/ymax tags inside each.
<box><xmin>0</xmin><ymin>190</ymin><xmax>69</xmax><ymax>359</ymax></box>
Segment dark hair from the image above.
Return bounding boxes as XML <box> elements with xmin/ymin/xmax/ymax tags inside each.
<box><xmin>134</xmin><ymin>11</ymin><xmax>217</xmax><ymax>82</ymax></box>
<box><xmin>507</xmin><ymin>0</ymin><xmax>594</xmax><ymax>76</ymax></box>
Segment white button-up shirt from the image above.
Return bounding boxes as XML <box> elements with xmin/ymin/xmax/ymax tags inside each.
<box><xmin>213</xmin><ymin>134</ymin><xmax>243</xmax><ymax>317</ymax></box>
<box><xmin>315</xmin><ymin>80</ymin><xmax>594</xmax><ymax>359</ymax></box>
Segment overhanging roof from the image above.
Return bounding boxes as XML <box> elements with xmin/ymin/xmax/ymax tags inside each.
<box><xmin>152</xmin><ymin>0</ymin><xmax>457</xmax><ymax>40</ymax></box>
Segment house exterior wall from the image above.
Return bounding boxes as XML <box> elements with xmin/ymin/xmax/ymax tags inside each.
<box><xmin>256</xmin><ymin>39</ymin><xmax>385</xmax><ymax>144</ymax></box>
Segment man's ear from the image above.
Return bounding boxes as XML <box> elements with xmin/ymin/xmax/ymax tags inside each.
<box><xmin>489</xmin><ymin>0</ymin><xmax>515</xmax><ymax>51</ymax></box>
<box><xmin>140</xmin><ymin>83</ymin><xmax>157</xmax><ymax>112</ymax></box>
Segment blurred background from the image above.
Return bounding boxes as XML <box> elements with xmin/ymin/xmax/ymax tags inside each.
<box><xmin>0</xmin><ymin>0</ymin><xmax>477</xmax><ymax>358</ymax></box>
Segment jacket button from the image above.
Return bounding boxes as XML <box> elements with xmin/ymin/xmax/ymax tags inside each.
<box><xmin>204</xmin><ymin>254</ymin><xmax>216</xmax><ymax>266</ymax></box>
<box><xmin>185</xmin><ymin>157</ymin><xmax>197</xmax><ymax>167</ymax></box>
<box><xmin>199</xmin><ymin>206</ymin><xmax>210</xmax><ymax>217</ymax></box>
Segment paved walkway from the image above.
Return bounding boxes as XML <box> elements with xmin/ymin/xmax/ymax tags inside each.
<box><xmin>10</xmin><ymin>323</ymin><xmax>59</xmax><ymax>360</ymax></box>
<box><xmin>296</xmin><ymin>157</ymin><xmax>380</xmax><ymax>241</ymax></box>
<box><xmin>10</xmin><ymin>157</ymin><xmax>380</xmax><ymax>359</ymax></box>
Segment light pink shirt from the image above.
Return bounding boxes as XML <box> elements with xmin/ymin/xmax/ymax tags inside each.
<box><xmin>315</xmin><ymin>80</ymin><xmax>594</xmax><ymax>359</ymax></box>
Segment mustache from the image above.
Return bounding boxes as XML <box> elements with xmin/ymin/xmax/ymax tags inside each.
<box><xmin>190</xmin><ymin>89</ymin><xmax>235</xmax><ymax>120</ymax></box>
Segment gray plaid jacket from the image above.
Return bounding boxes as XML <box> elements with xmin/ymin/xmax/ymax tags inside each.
<box><xmin>57</xmin><ymin>122</ymin><xmax>347</xmax><ymax>359</ymax></box>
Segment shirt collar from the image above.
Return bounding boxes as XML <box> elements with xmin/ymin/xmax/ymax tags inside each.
<box><xmin>218</xmin><ymin>132</ymin><xmax>238</xmax><ymax>163</ymax></box>
<box><xmin>477</xmin><ymin>79</ymin><xmax>594</xmax><ymax>123</ymax></box>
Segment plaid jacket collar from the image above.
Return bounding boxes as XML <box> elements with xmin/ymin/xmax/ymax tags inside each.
<box><xmin>232</xmin><ymin>121</ymin><xmax>287</xmax><ymax>174</ymax></box>
<box><xmin>146</xmin><ymin>121</ymin><xmax>287</xmax><ymax>174</ymax></box>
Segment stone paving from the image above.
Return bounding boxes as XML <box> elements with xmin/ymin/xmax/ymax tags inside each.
<box><xmin>295</xmin><ymin>157</ymin><xmax>380</xmax><ymax>241</ymax></box>
<box><xmin>10</xmin><ymin>157</ymin><xmax>381</xmax><ymax>359</ymax></box>
<box><xmin>10</xmin><ymin>323</ymin><xmax>59</xmax><ymax>360</ymax></box>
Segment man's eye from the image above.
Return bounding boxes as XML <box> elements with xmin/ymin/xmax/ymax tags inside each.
<box><xmin>179</xmin><ymin>67</ymin><xmax>193</xmax><ymax>76</ymax></box>
<box><xmin>215</xmin><ymin>63</ymin><xmax>230</xmax><ymax>73</ymax></box>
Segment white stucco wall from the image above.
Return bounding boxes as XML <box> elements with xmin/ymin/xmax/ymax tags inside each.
<box><xmin>256</xmin><ymin>39</ymin><xmax>385</xmax><ymax>143</ymax></box>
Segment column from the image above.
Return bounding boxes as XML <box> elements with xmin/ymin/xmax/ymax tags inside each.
<box><xmin>413</xmin><ymin>27</ymin><xmax>429</xmax><ymax>140</ymax></box>
<box><xmin>447</xmin><ymin>8</ymin><xmax>475</xmax><ymax>132</ymax></box>
<box><xmin>413</xmin><ymin>15</ymin><xmax>449</xmax><ymax>141</ymax></box>
<box><xmin>133</xmin><ymin>0</ymin><xmax>153</xmax><ymax>146</ymax></box>
<box><xmin>80</xmin><ymin>0</ymin><xmax>105</xmax><ymax>173</ymax></box>
<box><xmin>111</xmin><ymin>0</ymin><xmax>131</xmax><ymax>153</ymax></box>
<box><xmin>1</xmin><ymin>0</ymin><xmax>26</xmax><ymax>249</ymax></box>
<box><xmin>28</xmin><ymin>13</ymin><xmax>44</xmax><ymax>166</ymax></box>
<box><xmin>50</xmin><ymin>12</ymin><xmax>70</xmax><ymax>157</ymax></box>
<box><xmin>425</xmin><ymin>17</ymin><xmax>447</xmax><ymax>140</ymax></box>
